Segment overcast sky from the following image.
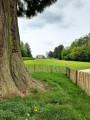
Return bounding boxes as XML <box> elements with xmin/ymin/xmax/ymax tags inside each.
<box><xmin>18</xmin><ymin>0</ymin><xmax>90</xmax><ymax>57</ymax></box>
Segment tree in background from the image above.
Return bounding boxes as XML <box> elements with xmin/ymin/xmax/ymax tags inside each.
<box><xmin>20</xmin><ymin>42</ymin><xmax>32</xmax><ymax>57</ymax></box>
<box><xmin>57</xmin><ymin>45</ymin><xmax>64</xmax><ymax>60</ymax></box>
<box><xmin>80</xmin><ymin>46</ymin><xmax>90</xmax><ymax>62</ymax></box>
<box><xmin>42</xmin><ymin>55</ymin><xmax>45</xmax><ymax>59</ymax></box>
<box><xmin>61</xmin><ymin>47</ymin><xmax>71</xmax><ymax>60</ymax></box>
<box><xmin>47</xmin><ymin>33</ymin><xmax>90</xmax><ymax>62</ymax></box>
<box><xmin>25</xmin><ymin>42</ymin><xmax>32</xmax><ymax>57</ymax></box>
<box><xmin>20</xmin><ymin>41</ymin><xmax>28</xmax><ymax>57</ymax></box>
<box><xmin>48</xmin><ymin>51</ymin><xmax>54</xmax><ymax>58</ymax></box>
<box><xmin>70</xmin><ymin>47</ymin><xmax>83</xmax><ymax>61</ymax></box>
<box><xmin>47</xmin><ymin>45</ymin><xmax>64</xmax><ymax>59</ymax></box>
<box><xmin>62</xmin><ymin>33</ymin><xmax>90</xmax><ymax>62</ymax></box>
<box><xmin>0</xmin><ymin>0</ymin><xmax>57</xmax><ymax>97</ymax></box>
<box><xmin>53</xmin><ymin>47</ymin><xmax>58</xmax><ymax>58</ymax></box>
<box><xmin>71</xmin><ymin>34</ymin><xmax>90</xmax><ymax>48</ymax></box>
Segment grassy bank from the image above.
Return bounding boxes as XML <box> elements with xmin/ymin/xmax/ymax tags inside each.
<box><xmin>0</xmin><ymin>72</ymin><xmax>90</xmax><ymax>120</ymax></box>
<box><xmin>24</xmin><ymin>59</ymin><xmax>90</xmax><ymax>70</ymax></box>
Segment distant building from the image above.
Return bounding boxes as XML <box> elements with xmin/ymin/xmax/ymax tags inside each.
<box><xmin>36</xmin><ymin>55</ymin><xmax>45</xmax><ymax>59</ymax></box>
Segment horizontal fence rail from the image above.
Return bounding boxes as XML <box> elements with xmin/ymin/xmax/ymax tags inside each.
<box><xmin>26</xmin><ymin>64</ymin><xmax>66</xmax><ymax>74</ymax></box>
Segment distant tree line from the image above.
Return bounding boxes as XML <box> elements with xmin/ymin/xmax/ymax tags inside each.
<box><xmin>20</xmin><ymin>41</ymin><xmax>32</xmax><ymax>57</ymax></box>
<box><xmin>47</xmin><ymin>45</ymin><xmax>64</xmax><ymax>60</ymax></box>
<box><xmin>47</xmin><ymin>33</ymin><xmax>90</xmax><ymax>62</ymax></box>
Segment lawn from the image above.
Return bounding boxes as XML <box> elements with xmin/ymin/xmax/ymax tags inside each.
<box><xmin>0</xmin><ymin>59</ymin><xmax>90</xmax><ymax>120</ymax></box>
<box><xmin>24</xmin><ymin>59</ymin><xmax>90</xmax><ymax>70</ymax></box>
<box><xmin>0</xmin><ymin>72</ymin><xmax>90</xmax><ymax>120</ymax></box>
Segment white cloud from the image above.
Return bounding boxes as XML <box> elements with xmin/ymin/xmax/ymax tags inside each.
<box><xmin>18</xmin><ymin>0</ymin><xmax>90</xmax><ymax>57</ymax></box>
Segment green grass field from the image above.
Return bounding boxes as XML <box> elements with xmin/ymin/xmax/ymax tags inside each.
<box><xmin>24</xmin><ymin>59</ymin><xmax>90</xmax><ymax>70</ymax></box>
<box><xmin>0</xmin><ymin>72</ymin><xmax>90</xmax><ymax>120</ymax></box>
<box><xmin>0</xmin><ymin>59</ymin><xmax>90</xmax><ymax>120</ymax></box>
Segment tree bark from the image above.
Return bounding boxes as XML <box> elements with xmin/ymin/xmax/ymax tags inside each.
<box><xmin>0</xmin><ymin>0</ymin><xmax>34</xmax><ymax>98</ymax></box>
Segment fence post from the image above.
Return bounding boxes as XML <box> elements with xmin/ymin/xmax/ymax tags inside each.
<box><xmin>83</xmin><ymin>72</ymin><xmax>85</xmax><ymax>90</ymax></box>
<box><xmin>89</xmin><ymin>74</ymin><xmax>90</xmax><ymax>96</ymax></box>
<box><xmin>51</xmin><ymin>65</ymin><xmax>53</xmax><ymax>73</ymax></box>
<box><xmin>66</xmin><ymin>67</ymin><xmax>70</xmax><ymax>78</ymax></box>
<box><xmin>86</xmin><ymin>73</ymin><xmax>88</xmax><ymax>93</ymax></box>
<box><xmin>58</xmin><ymin>66</ymin><xmax>60</xmax><ymax>73</ymax></box>
<box><xmin>55</xmin><ymin>66</ymin><xmax>57</xmax><ymax>73</ymax></box>
<box><xmin>34</xmin><ymin>64</ymin><xmax>36</xmax><ymax>72</ymax></box>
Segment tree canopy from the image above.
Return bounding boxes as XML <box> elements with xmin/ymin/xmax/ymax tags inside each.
<box><xmin>47</xmin><ymin>45</ymin><xmax>64</xmax><ymax>59</ymax></box>
<box><xmin>17</xmin><ymin>0</ymin><xmax>57</xmax><ymax>18</ymax></box>
<box><xmin>47</xmin><ymin>33</ymin><xmax>90</xmax><ymax>62</ymax></box>
<box><xmin>48</xmin><ymin>51</ymin><xmax>54</xmax><ymax>58</ymax></box>
<box><xmin>61</xmin><ymin>33</ymin><xmax>90</xmax><ymax>62</ymax></box>
<box><xmin>20</xmin><ymin>41</ymin><xmax>32</xmax><ymax>57</ymax></box>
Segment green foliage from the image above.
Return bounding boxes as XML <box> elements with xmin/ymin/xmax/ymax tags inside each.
<box><xmin>47</xmin><ymin>33</ymin><xmax>90</xmax><ymax>62</ymax></box>
<box><xmin>71</xmin><ymin>34</ymin><xmax>90</xmax><ymax>48</ymax></box>
<box><xmin>57</xmin><ymin>45</ymin><xmax>64</xmax><ymax>60</ymax></box>
<box><xmin>53</xmin><ymin>47</ymin><xmax>58</xmax><ymax>58</ymax></box>
<box><xmin>47</xmin><ymin>45</ymin><xmax>64</xmax><ymax>59</ymax></box>
<box><xmin>47</xmin><ymin>51</ymin><xmax>54</xmax><ymax>58</ymax></box>
<box><xmin>20</xmin><ymin>41</ymin><xmax>33</xmax><ymax>57</ymax></box>
<box><xmin>61</xmin><ymin>47</ymin><xmax>71</xmax><ymax>60</ymax></box>
<box><xmin>0</xmin><ymin>110</ymin><xmax>16</xmax><ymax>120</ymax></box>
<box><xmin>20</xmin><ymin>41</ymin><xmax>28</xmax><ymax>57</ymax></box>
<box><xmin>17</xmin><ymin>0</ymin><xmax>57</xmax><ymax>18</ymax></box>
<box><xmin>0</xmin><ymin>101</ymin><xmax>30</xmax><ymax>120</ymax></box>
<box><xmin>82</xmin><ymin>46</ymin><xmax>90</xmax><ymax>62</ymax></box>
<box><xmin>62</xmin><ymin>33</ymin><xmax>90</xmax><ymax>62</ymax></box>
<box><xmin>70</xmin><ymin>47</ymin><xmax>83</xmax><ymax>61</ymax></box>
<box><xmin>25</xmin><ymin>43</ymin><xmax>32</xmax><ymax>57</ymax></box>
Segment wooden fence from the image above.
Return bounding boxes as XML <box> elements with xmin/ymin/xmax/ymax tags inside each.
<box><xmin>77</xmin><ymin>70</ymin><xmax>90</xmax><ymax>96</ymax></box>
<box><xmin>26</xmin><ymin>64</ymin><xmax>90</xmax><ymax>96</ymax></box>
<box><xmin>26</xmin><ymin>64</ymin><xmax>66</xmax><ymax>74</ymax></box>
<box><xmin>66</xmin><ymin>68</ymin><xmax>90</xmax><ymax>96</ymax></box>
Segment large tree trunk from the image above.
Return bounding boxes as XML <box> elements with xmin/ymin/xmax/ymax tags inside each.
<box><xmin>0</xmin><ymin>0</ymin><xmax>37</xmax><ymax>98</ymax></box>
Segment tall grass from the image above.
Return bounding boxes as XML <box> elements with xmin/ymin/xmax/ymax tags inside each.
<box><xmin>26</xmin><ymin>64</ymin><xmax>66</xmax><ymax>74</ymax></box>
<box><xmin>24</xmin><ymin>59</ymin><xmax>90</xmax><ymax>70</ymax></box>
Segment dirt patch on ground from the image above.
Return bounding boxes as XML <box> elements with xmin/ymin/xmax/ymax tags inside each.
<box><xmin>30</xmin><ymin>79</ymin><xmax>49</xmax><ymax>92</ymax></box>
